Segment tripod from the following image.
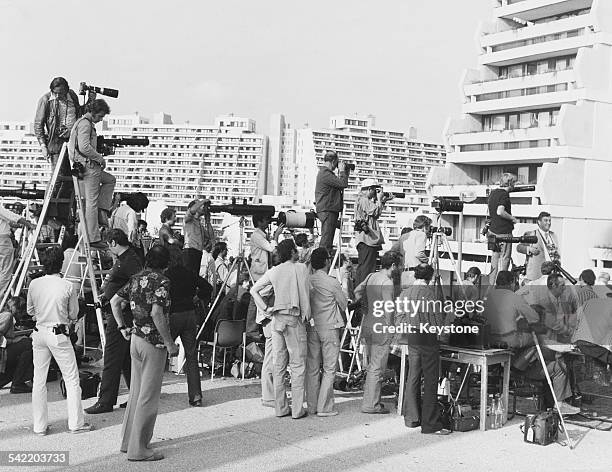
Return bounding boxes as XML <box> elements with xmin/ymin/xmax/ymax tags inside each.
<box><xmin>186</xmin><ymin>215</ymin><xmax>256</xmax><ymax>373</ymax></box>
<box><xmin>428</xmin><ymin>213</ymin><xmax>466</xmax><ymax>301</ymax></box>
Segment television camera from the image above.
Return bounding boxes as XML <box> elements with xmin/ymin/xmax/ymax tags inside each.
<box><xmin>79</xmin><ymin>82</ymin><xmax>119</xmax><ymax>99</ymax></box>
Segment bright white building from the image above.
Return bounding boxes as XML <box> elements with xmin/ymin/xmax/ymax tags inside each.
<box><xmin>429</xmin><ymin>0</ymin><xmax>612</xmax><ymax>276</ymax></box>
<box><xmin>268</xmin><ymin>114</ymin><xmax>446</xmax><ymax>253</ymax></box>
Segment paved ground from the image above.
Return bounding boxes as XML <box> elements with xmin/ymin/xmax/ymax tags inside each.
<box><xmin>0</xmin><ymin>373</ymin><xmax>610</xmax><ymax>472</ymax></box>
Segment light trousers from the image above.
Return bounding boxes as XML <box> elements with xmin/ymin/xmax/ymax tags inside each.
<box><xmin>261</xmin><ymin>322</ymin><xmax>274</xmax><ymax>403</ymax></box>
<box><xmin>271</xmin><ymin>314</ymin><xmax>307</xmax><ymax>418</ymax></box>
<box><xmin>0</xmin><ymin>238</ymin><xmax>14</xmax><ymax>303</ymax></box>
<box><xmin>32</xmin><ymin>327</ymin><xmax>85</xmax><ymax>432</ymax></box>
<box><xmin>306</xmin><ymin>327</ymin><xmax>341</xmax><ymax>414</ymax></box>
<box><xmin>78</xmin><ymin>161</ymin><xmax>116</xmax><ymax>242</ymax></box>
<box><xmin>120</xmin><ymin>335</ymin><xmax>167</xmax><ymax>461</ymax></box>
<box><xmin>361</xmin><ymin>342</ymin><xmax>389</xmax><ymax>412</ymax></box>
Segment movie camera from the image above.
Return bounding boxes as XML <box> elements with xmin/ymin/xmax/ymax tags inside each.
<box><xmin>79</xmin><ymin>82</ymin><xmax>119</xmax><ymax>99</ymax></box>
<box><xmin>0</xmin><ymin>183</ymin><xmax>45</xmax><ymax>200</ymax></box>
<box><xmin>432</xmin><ymin>197</ymin><xmax>464</xmax><ymax>213</ymax></box>
<box><xmin>204</xmin><ymin>198</ymin><xmax>317</xmax><ymax>229</ymax></box>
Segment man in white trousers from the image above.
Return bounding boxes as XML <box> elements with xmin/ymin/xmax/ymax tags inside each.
<box><xmin>28</xmin><ymin>247</ymin><xmax>92</xmax><ymax>435</ymax></box>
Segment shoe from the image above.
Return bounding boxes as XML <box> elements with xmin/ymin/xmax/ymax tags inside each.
<box><xmin>10</xmin><ymin>383</ymin><xmax>32</xmax><ymax>394</ymax></box>
<box><xmin>85</xmin><ymin>402</ymin><xmax>113</xmax><ymax>414</ymax></box>
<box><xmin>362</xmin><ymin>405</ymin><xmax>390</xmax><ymax>415</ymax></box>
<box><xmin>317</xmin><ymin>411</ymin><xmax>339</xmax><ymax>417</ymax></box>
<box><xmin>69</xmin><ymin>423</ymin><xmax>93</xmax><ymax>434</ymax></box>
<box><xmin>33</xmin><ymin>427</ymin><xmax>49</xmax><ymax>436</ymax></box>
<box><xmin>405</xmin><ymin>421</ymin><xmax>421</xmax><ymax>428</ymax></box>
<box><xmin>293</xmin><ymin>411</ymin><xmax>308</xmax><ymax>419</ymax></box>
<box><xmin>556</xmin><ymin>401</ymin><xmax>580</xmax><ymax>416</ymax></box>
<box><xmin>424</xmin><ymin>428</ymin><xmax>452</xmax><ymax>436</ymax></box>
<box><xmin>261</xmin><ymin>400</ymin><xmax>275</xmax><ymax>408</ymax></box>
<box><xmin>277</xmin><ymin>410</ymin><xmax>291</xmax><ymax>418</ymax></box>
<box><xmin>189</xmin><ymin>399</ymin><xmax>202</xmax><ymax>407</ymax></box>
<box><xmin>128</xmin><ymin>452</ymin><xmax>164</xmax><ymax>462</ymax></box>
<box><xmin>119</xmin><ymin>402</ymin><xmax>127</xmax><ymax>409</ymax></box>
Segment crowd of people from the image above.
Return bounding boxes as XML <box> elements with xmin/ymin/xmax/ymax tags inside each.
<box><xmin>2</xmin><ymin>81</ymin><xmax>612</xmax><ymax>458</ymax></box>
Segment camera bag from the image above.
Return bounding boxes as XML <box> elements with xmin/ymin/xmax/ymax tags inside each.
<box><xmin>60</xmin><ymin>370</ymin><xmax>101</xmax><ymax>400</ymax></box>
<box><xmin>521</xmin><ymin>409</ymin><xmax>560</xmax><ymax>446</ymax></box>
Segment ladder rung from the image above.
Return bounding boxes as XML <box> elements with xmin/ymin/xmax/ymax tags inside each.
<box><xmin>49</xmin><ymin>198</ymin><xmax>73</xmax><ymax>204</ymax></box>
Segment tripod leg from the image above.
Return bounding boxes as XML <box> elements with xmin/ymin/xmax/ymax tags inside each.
<box><xmin>531</xmin><ymin>332</ymin><xmax>574</xmax><ymax>449</ymax></box>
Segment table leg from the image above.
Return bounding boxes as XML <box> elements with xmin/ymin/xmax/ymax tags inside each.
<box><xmin>502</xmin><ymin>358</ymin><xmax>510</xmax><ymax>425</ymax></box>
<box><xmin>398</xmin><ymin>345</ymin><xmax>407</xmax><ymax>415</ymax></box>
<box><xmin>480</xmin><ymin>362</ymin><xmax>488</xmax><ymax>431</ymax></box>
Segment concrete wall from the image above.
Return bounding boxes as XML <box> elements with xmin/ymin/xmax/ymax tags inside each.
<box><xmin>559</xmin><ymin>101</ymin><xmax>594</xmax><ymax>148</ymax></box>
<box><xmin>539</xmin><ymin>157</ymin><xmax>585</xmax><ymax>206</ymax></box>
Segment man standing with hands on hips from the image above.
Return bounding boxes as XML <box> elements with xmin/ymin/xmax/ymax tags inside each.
<box><xmin>487</xmin><ymin>173</ymin><xmax>518</xmax><ymax>285</ymax></box>
<box><xmin>315</xmin><ymin>150</ymin><xmax>350</xmax><ymax>253</ymax></box>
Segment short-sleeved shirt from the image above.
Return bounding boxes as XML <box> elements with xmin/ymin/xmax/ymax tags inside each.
<box><xmin>117</xmin><ymin>269</ymin><xmax>171</xmax><ymax>346</ymax></box>
<box><xmin>488</xmin><ymin>188</ymin><xmax>513</xmax><ymax>234</ymax></box>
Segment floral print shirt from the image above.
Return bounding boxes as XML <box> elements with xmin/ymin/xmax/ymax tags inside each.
<box><xmin>116</xmin><ymin>268</ymin><xmax>171</xmax><ymax>346</ymax></box>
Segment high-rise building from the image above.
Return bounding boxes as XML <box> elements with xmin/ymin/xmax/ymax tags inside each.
<box><xmin>0</xmin><ymin>114</ymin><xmax>268</xmax><ymax>236</ymax></box>
<box><xmin>429</xmin><ymin>0</ymin><xmax>612</xmax><ymax>275</ymax></box>
<box><xmin>268</xmin><ymin>114</ymin><xmax>446</xmax><ymax>252</ymax></box>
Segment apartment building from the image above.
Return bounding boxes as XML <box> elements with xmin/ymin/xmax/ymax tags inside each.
<box><xmin>429</xmin><ymin>0</ymin><xmax>612</xmax><ymax>275</ymax></box>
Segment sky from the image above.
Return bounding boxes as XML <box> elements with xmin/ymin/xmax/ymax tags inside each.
<box><xmin>0</xmin><ymin>0</ymin><xmax>491</xmax><ymax>141</ymax></box>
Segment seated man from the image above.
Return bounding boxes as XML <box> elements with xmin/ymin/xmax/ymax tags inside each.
<box><xmin>572</xmin><ymin>297</ymin><xmax>612</xmax><ymax>365</ymax></box>
<box><xmin>485</xmin><ymin>271</ymin><xmax>578</xmax><ymax>415</ymax></box>
<box><xmin>0</xmin><ymin>297</ymin><xmax>34</xmax><ymax>393</ymax></box>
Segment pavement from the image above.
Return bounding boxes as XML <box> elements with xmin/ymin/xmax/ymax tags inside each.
<box><xmin>0</xmin><ymin>373</ymin><xmax>611</xmax><ymax>472</ymax></box>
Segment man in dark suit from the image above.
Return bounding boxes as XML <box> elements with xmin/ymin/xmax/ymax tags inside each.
<box><xmin>517</xmin><ymin>211</ymin><xmax>560</xmax><ymax>284</ymax></box>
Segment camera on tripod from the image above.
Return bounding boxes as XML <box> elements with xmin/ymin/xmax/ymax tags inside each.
<box><xmin>487</xmin><ymin>234</ymin><xmax>537</xmax><ymax>251</ymax></box>
<box><xmin>432</xmin><ymin>197</ymin><xmax>464</xmax><ymax>213</ymax></box>
<box><xmin>427</xmin><ymin>226</ymin><xmax>452</xmax><ymax>237</ymax></box>
<box><xmin>79</xmin><ymin>82</ymin><xmax>119</xmax><ymax>98</ymax></box>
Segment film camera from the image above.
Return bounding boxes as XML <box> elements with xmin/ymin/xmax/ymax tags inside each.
<box><xmin>427</xmin><ymin>226</ymin><xmax>452</xmax><ymax>237</ymax></box>
<box><xmin>52</xmin><ymin>324</ymin><xmax>70</xmax><ymax>336</ymax></box>
<box><xmin>487</xmin><ymin>234</ymin><xmax>537</xmax><ymax>251</ymax></box>
<box><xmin>79</xmin><ymin>82</ymin><xmax>119</xmax><ymax>98</ymax></box>
<box><xmin>432</xmin><ymin>197</ymin><xmax>464</xmax><ymax>213</ymax></box>
<box><xmin>381</xmin><ymin>190</ymin><xmax>405</xmax><ymax>199</ymax></box>
<box><xmin>71</xmin><ymin>137</ymin><xmax>150</xmax><ymax>178</ymax></box>
<box><xmin>354</xmin><ymin>219</ymin><xmax>370</xmax><ymax>234</ymax></box>
<box><xmin>345</xmin><ymin>163</ymin><xmax>355</xmax><ymax>171</ymax></box>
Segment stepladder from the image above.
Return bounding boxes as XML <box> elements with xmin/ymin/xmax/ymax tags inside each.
<box><xmin>0</xmin><ymin>143</ymin><xmax>107</xmax><ymax>352</ymax></box>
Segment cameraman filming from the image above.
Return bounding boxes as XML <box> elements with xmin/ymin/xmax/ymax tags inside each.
<box><xmin>315</xmin><ymin>150</ymin><xmax>350</xmax><ymax>253</ymax></box>
<box><xmin>487</xmin><ymin>173</ymin><xmax>519</xmax><ymax>285</ymax></box>
<box><xmin>34</xmin><ymin>77</ymin><xmax>96</xmax><ymax>175</ymax></box>
<box><xmin>354</xmin><ymin>179</ymin><xmax>391</xmax><ymax>287</ymax></box>
<box><xmin>68</xmin><ymin>99</ymin><xmax>116</xmax><ymax>248</ymax></box>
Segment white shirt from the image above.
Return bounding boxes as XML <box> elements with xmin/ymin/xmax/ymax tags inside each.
<box><xmin>199</xmin><ymin>250</ymin><xmax>216</xmax><ymax>283</ymax></box>
<box><xmin>0</xmin><ymin>203</ymin><xmax>20</xmax><ymax>237</ymax></box>
<box><xmin>27</xmin><ymin>274</ymin><xmax>79</xmax><ymax>326</ymax></box>
<box><xmin>110</xmin><ymin>202</ymin><xmax>138</xmax><ymax>243</ymax></box>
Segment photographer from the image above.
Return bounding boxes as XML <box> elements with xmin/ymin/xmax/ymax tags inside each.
<box><xmin>182</xmin><ymin>199</ymin><xmax>215</xmax><ymax>276</ymax></box>
<box><xmin>34</xmin><ymin>77</ymin><xmax>95</xmax><ymax>175</ymax></box>
<box><xmin>246</xmin><ymin>213</ymin><xmax>283</xmax><ymax>343</ymax></box>
<box><xmin>28</xmin><ymin>247</ymin><xmax>92</xmax><ymax>434</ymax></box>
<box><xmin>399</xmin><ymin>216</ymin><xmax>431</xmax><ymax>288</ymax></box>
<box><xmin>354</xmin><ymin>178</ymin><xmax>391</xmax><ymax>287</ymax></box>
<box><xmin>0</xmin><ymin>202</ymin><xmax>35</xmax><ymax>302</ymax></box>
<box><xmin>85</xmin><ymin>229</ymin><xmax>142</xmax><ymax>415</ymax></box>
<box><xmin>68</xmin><ymin>99</ymin><xmax>116</xmax><ymax>248</ymax></box>
<box><xmin>487</xmin><ymin>173</ymin><xmax>518</xmax><ymax>285</ymax></box>
<box><xmin>315</xmin><ymin>150</ymin><xmax>350</xmax><ymax>253</ymax></box>
<box><xmin>517</xmin><ymin>212</ymin><xmax>560</xmax><ymax>284</ymax></box>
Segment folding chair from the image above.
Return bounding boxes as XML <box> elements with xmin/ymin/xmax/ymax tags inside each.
<box><xmin>210</xmin><ymin>319</ymin><xmax>246</xmax><ymax>380</ymax></box>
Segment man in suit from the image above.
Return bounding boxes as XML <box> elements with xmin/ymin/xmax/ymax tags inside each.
<box><xmin>517</xmin><ymin>212</ymin><xmax>560</xmax><ymax>284</ymax></box>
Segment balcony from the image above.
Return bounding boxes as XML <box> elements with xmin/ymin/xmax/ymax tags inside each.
<box><xmin>463</xmin><ymin>88</ymin><xmax>579</xmax><ymax>114</ymax></box>
<box><xmin>479</xmin><ymin>30</ymin><xmax>596</xmax><ymax>66</ymax></box>
<box><xmin>480</xmin><ymin>12</ymin><xmax>593</xmax><ymax>49</ymax></box>
<box><xmin>448</xmin><ymin>125</ymin><xmax>560</xmax><ymax>147</ymax></box>
<box><xmin>464</xmin><ymin>68</ymin><xmax>575</xmax><ymax>98</ymax></box>
<box><xmin>494</xmin><ymin>0</ymin><xmax>593</xmax><ymax>22</ymax></box>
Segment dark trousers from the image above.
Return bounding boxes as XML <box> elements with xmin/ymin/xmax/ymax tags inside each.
<box><xmin>318</xmin><ymin>211</ymin><xmax>339</xmax><ymax>253</ymax></box>
<box><xmin>356</xmin><ymin>243</ymin><xmax>379</xmax><ymax>288</ymax></box>
<box><xmin>402</xmin><ymin>344</ymin><xmax>443</xmax><ymax>434</ymax></box>
<box><xmin>0</xmin><ymin>338</ymin><xmax>33</xmax><ymax>388</ymax></box>
<box><xmin>182</xmin><ymin>248</ymin><xmax>203</xmax><ymax>277</ymax></box>
<box><xmin>245</xmin><ymin>297</ymin><xmax>262</xmax><ymax>342</ymax></box>
<box><xmin>98</xmin><ymin>313</ymin><xmax>131</xmax><ymax>406</ymax></box>
<box><xmin>170</xmin><ymin>309</ymin><xmax>202</xmax><ymax>403</ymax></box>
